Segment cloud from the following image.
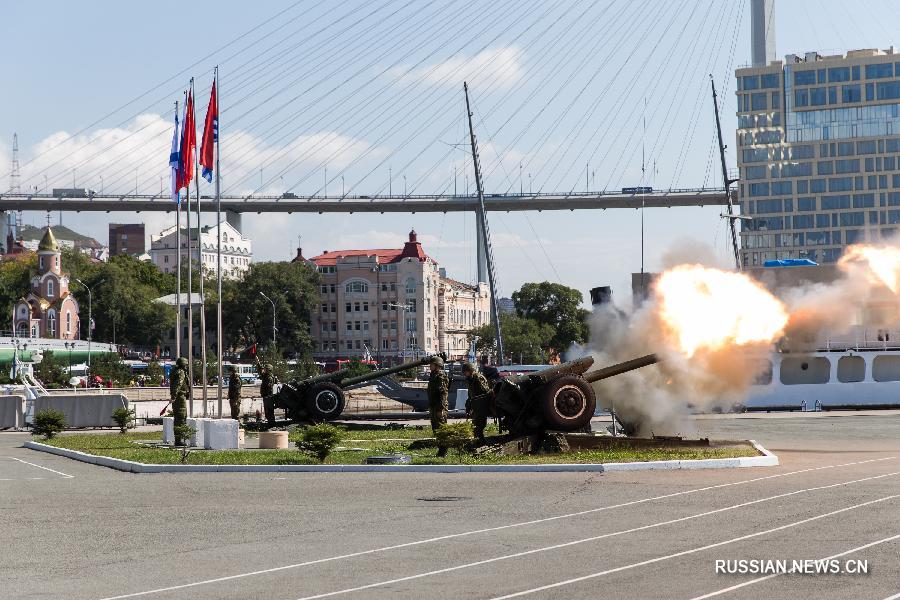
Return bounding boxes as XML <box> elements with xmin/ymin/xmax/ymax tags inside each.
<box><xmin>389</xmin><ymin>46</ymin><xmax>525</xmax><ymax>90</ymax></box>
<box><xmin>13</xmin><ymin>114</ymin><xmax>385</xmax><ymax>197</ymax></box>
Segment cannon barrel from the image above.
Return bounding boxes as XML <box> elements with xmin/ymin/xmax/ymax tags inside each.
<box><xmin>584</xmin><ymin>353</ymin><xmax>658</xmax><ymax>383</ymax></box>
<box><xmin>289</xmin><ymin>369</ymin><xmax>351</xmax><ymax>389</ymax></box>
<box><xmin>338</xmin><ymin>353</ymin><xmax>443</xmax><ymax>387</ymax></box>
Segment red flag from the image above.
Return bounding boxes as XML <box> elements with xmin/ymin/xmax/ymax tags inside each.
<box><xmin>179</xmin><ymin>88</ymin><xmax>196</xmax><ymax>190</ymax></box>
<box><xmin>249</xmin><ymin>343</ymin><xmax>257</xmax><ymax>355</ymax></box>
<box><xmin>199</xmin><ymin>77</ymin><xmax>217</xmax><ymax>183</ymax></box>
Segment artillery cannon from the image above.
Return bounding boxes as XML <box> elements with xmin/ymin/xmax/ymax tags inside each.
<box><xmin>487</xmin><ymin>353</ymin><xmax>658</xmax><ymax>436</ymax></box>
<box><xmin>263</xmin><ymin>354</ymin><xmax>444</xmax><ymax>424</ymax></box>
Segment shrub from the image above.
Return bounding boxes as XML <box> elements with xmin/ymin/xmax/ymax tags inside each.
<box><xmin>111</xmin><ymin>407</ymin><xmax>136</xmax><ymax>433</ymax></box>
<box><xmin>173</xmin><ymin>423</ymin><xmax>197</xmax><ymax>450</ymax></box>
<box><xmin>435</xmin><ymin>422</ymin><xmax>474</xmax><ymax>458</ymax></box>
<box><xmin>296</xmin><ymin>423</ymin><xmax>342</xmax><ymax>463</ymax></box>
<box><xmin>33</xmin><ymin>409</ymin><xmax>67</xmax><ymax>439</ymax></box>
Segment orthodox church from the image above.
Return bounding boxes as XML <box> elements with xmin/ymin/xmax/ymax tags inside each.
<box><xmin>12</xmin><ymin>227</ymin><xmax>80</xmax><ymax>339</ymax></box>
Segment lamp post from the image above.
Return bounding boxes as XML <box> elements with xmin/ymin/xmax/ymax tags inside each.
<box><xmin>74</xmin><ymin>278</ymin><xmax>102</xmax><ymax>377</ymax></box>
<box><xmin>64</xmin><ymin>341</ymin><xmax>73</xmax><ymax>376</ymax></box>
<box><xmin>259</xmin><ymin>291</ymin><xmax>276</xmax><ymax>345</ymax></box>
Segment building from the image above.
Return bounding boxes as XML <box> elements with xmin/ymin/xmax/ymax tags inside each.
<box><xmin>736</xmin><ymin>32</ymin><xmax>900</xmax><ymax>266</ymax></box>
<box><xmin>149</xmin><ymin>220</ymin><xmax>252</xmax><ymax>279</ymax></box>
<box><xmin>153</xmin><ymin>293</ymin><xmax>213</xmax><ymax>358</ymax></box>
<box><xmin>109</xmin><ymin>223</ymin><xmax>145</xmax><ymax>256</ymax></box>
<box><xmin>306</xmin><ymin>230</ymin><xmax>491</xmax><ymax>363</ymax></box>
<box><xmin>12</xmin><ymin>227</ymin><xmax>80</xmax><ymax>340</ymax></box>
<box><xmin>497</xmin><ymin>297</ymin><xmax>516</xmax><ymax>315</ymax></box>
<box><xmin>438</xmin><ymin>273</ymin><xmax>491</xmax><ymax>360</ymax></box>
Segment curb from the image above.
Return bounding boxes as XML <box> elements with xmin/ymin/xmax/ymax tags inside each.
<box><xmin>23</xmin><ymin>440</ymin><xmax>778</xmax><ymax>473</ymax></box>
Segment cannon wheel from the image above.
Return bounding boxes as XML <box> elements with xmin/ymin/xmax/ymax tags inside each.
<box><xmin>537</xmin><ymin>375</ymin><xmax>596</xmax><ymax>431</ymax></box>
<box><xmin>305</xmin><ymin>383</ymin><xmax>345</xmax><ymax>420</ymax></box>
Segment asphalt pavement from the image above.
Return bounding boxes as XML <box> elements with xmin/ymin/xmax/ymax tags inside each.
<box><xmin>1</xmin><ymin>411</ymin><xmax>899</xmax><ymax>600</ymax></box>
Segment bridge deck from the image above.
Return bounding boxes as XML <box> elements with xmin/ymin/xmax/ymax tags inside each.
<box><xmin>0</xmin><ymin>189</ymin><xmax>732</xmax><ymax>213</ymax></box>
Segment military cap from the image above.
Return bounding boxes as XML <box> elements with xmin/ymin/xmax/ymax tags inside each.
<box><xmin>429</xmin><ymin>355</ymin><xmax>444</xmax><ymax>367</ymax></box>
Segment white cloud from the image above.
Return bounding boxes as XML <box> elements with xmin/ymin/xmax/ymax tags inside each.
<box><xmin>14</xmin><ymin>114</ymin><xmax>385</xmax><ymax>198</ymax></box>
<box><xmin>389</xmin><ymin>46</ymin><xmax>525</xmax><ymax>90</ymax></box>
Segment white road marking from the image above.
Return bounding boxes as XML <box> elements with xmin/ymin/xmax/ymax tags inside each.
<box><xmin>96</xmin><ymin>456</ymin><xmax>897</xmax><ymax>600</ymax></box>
<box><xmin>687</xmin><ymin>533</ymin><xmax>900</xmax><ymax>599</ymax></box>
<box><xmin>489</xmin><ymin>496</ymin><xmax>899</xmax><ymax>599</ymax></box>
<box><xmin>0</xmin><ymin>477</ymin><xmax>45</xmax><ymax>481</ymax></box>
<box><xmin>10</xmin><ymin>457</ymin><xmax>74</xmax><ymax>478</ymax></box>
<box><xmin>288</xmin><ymin>471</ymin><xmax>900</xmax><ymax>599</ymax></box>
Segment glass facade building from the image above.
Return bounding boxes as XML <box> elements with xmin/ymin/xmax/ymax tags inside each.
<box><xmin>736</xmin><ymin>49</ymin><xmax>900</xmax><ymax>267</ymax></box>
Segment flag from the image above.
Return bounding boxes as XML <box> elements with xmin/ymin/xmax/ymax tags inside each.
<box><xmin>179</xmin><ymin>88</ymin><xmax>196</xmax><ymax>190</ymax></box>
<box><xmin>199</xmin><ymin>78</ymin><xmax>217</xmax><ymax>183</ymax></box>
<box><xmin>249</xmin><ymin>343</ymin><xmax>257</xmax><ymax>355</ymax></box>
<box><xmin>168</xmin><ymin>106</ymin><xmax>182</xmax><ymax>203</ymax></box>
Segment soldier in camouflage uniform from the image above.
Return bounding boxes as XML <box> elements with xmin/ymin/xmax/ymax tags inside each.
<box><xmin>170</xmin><ymin>357</ymin><xmax>189</xmax><ymax>445</ymax></box>
<box><xmin>227</xmin><ymin>366</ymin><xmax>242</xmax><ymax>420</ymax></box>
<box><xmin>462</xmin><ymin>361</ymin><xmax>492</xmax><ymax>443</ymax></box>
<box><xmin>427</xmin><ymin>355</ymin><xmax>449</xmax><ymax>456</ymax></box>
<box><xmin>257</xmin><ymin>360</ymin><xmax>277</xmax><ymax>398</ymax></box>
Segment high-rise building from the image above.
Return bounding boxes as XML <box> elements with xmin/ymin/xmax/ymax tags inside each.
<box><xmin>109</xmin><ymin>223</ymin><xmax>145</xmax><ymax>256</ymax></box>
<box><xmin>736</xmin><ymin>46</ymin><xmax>900</xmax><ymax>267</ymax></box>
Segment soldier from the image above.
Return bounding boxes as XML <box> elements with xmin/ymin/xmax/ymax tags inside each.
<box><xmin>427</xmin><ymin>355</ymin><xmax>449</xmax><ymax>456</ymax></box>
<box><xmin>462</xmin><ymin>361</ymin><xmax>492</xmax><ymax>443</ymax></box>
<box><xmin>257</xmin><ymin>360</ymin><xmax>277</xmax><ymax>398</ymax></box>
<box><xmin>227</xmin><ymin>366</ymin><xmax>242</xmax><ymax>420</ymax></box>
<box><xmin>170</xmin><ymin>357</ymin><xmax>189</xmax><ymax>445</ymax></box>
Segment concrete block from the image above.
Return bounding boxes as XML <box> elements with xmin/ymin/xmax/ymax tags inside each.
<box><xmin>187</xmin><ymin>418</ymin><xmax>206</xmax><ymax>447</ymax></box>
<box><xmin>162</xmin><ymin>417</ymin><xmax>174</xmax><ymax>444</ymax></box>
<box><xmin>204</xmin><ymin>419</ymin><xmax>239</xmax><ymax>449</ymax></box>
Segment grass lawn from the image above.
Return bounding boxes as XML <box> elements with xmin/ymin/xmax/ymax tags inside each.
<box><xmin>36</xmin><ymin>427</ymin><xmax>760</xmax><ymax>466</ymax></box>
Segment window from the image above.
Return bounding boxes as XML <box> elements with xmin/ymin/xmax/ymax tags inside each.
<box><xmin>742</xmin><ymin>75</ymin><xmax>760</xmax><ymax>90</ymax></box>
<box><xmin>321</xmin><ymin>322</ymin><xmax>329</xmax><ymax>333</ymax></box>
<box><xmin>821</xmin><ymin>195</ymin><xmax>851</xmax><ymax>210</ymax></box>
<box><xmin>330</xmin><ymin>284</ymin><xmax>335</xmax><ymax>294</ymax></box>
<box><xmin>47</xmin><ymin>311</ymin><xmax>56</xmax><ymax>337</ymax></box>
<box><xmin>809</xmin><ymin>87</ymin><xmax>826</xmax><ymax>106</ymax></box>
<box><xmin>771</xmin><ymin>181</ymin><xmax>792</xmax><ymax>195</ymax></box>
<box><xmin>745</xmin><ymin>165</ymin><xmax>767</xmax><ymax>180</ymax></box>
<box><xmin>742</xmin><ymin>148</ymin><xmax>768</xmax><ymax>162</ymax></box>
<box><xmin>877</xmin><ymin>81</ymin><xmax>900</xmax><ymax>100</ymax></box>
<box><xmin>755</xmin><ymin>199</ymin><xmax>782</xmax><ymax>213</ymax></box>
<box><xmin>331</xmin><ymin>322</ymin><xmax>336</xmax><ymax>332</ymax></box>
<box><xmin>797</xmin><ymin>180</ymin><xmax>808</xmax><ymax>194</ymax></box>
<box><xmin>866</xmin><ymin>82</ymin><xmax>875</xmax><ymax>101</ymax></box>
<box><xmin>761</xmin><ymin>73</ymin><xmax>779</xmax><ymax>88</ymax></box>
<box><xmin>345</xmin><ymin>302</ymin><xmax>352</xmax><ymax>313</ymax></box>
<box><xmin>354</xmin><ymin>302</ymin><xmax>360</xmax><ymax>312</ymax></box>
<box><xmin>829</xmin><ymin>177</ymin><xmax>853</xmax><ymax>192</ymax></box>
<box><xmin>798</xmin><ymin>197</ymin><xmax>816</xmax><ymax>211</ymax></box>
<box><xmin>405</xmin><ymin>278</ymin><xmax>416</xmax><ymax>294</ymax></box>
<box><xmin>321</xmin><ymin>303</ymin><xmax>328</xmax><ymax>313</ymax></box>
<box><xmin>406</xmin><ymin>318</ymin><xmax>416</xmax><ymax>331</ymax></box>
<box><xmin>811</xmin><ymin>179</ymin><xmax>826</xmax><ymax>193</ymax></box>
<box><xmin>857</xmin><ymin>140</ymin><xmax>876</xmax><ymax>154</ymax></box>
<box><xmin>794</xmin><ymin>70</ymin><xmax>816</xmax><ymax>85</ymax></box>
<box><xmin>794</xmin><ymin>89</ymin><xmax>809</xmax><ymax>107</ymax></box>
<box><xmin>363</xmin><ymin>301</ymin><xmax>369</xmax><ymax>312</ymax></box>
<box><xmin>838</xmin><ymin>142</ymin><xmax>854</xmax><ymax>156</ymax></box>
<box><xmin>793</xmin><ymin>215</ymin><xmax>814</xmax><ymax>229</ymax></box>
<box><xmin>828</xmin><ymin>67</ymin><xmax>851</xmax><ymax>82</ymax></box>
<box><xmin>817</xmin><ymin>161</ymin><xmax>833</xmax><ymax>175</ymax></box>
<box><xmin>66</xmin><ymin>312</ymin><xmax>71</xmax><ymax>334</ymax></box>
<box><xmin>853</xmin><ymin>194</ymin><xmax>875</xmax><ymax>208</ymax></box>
<box><xmin>408</xmin><ymin>299</ymin><xmax>417</xmax><ymax>313</ymax></box>
<box><xmin>346</xmin><ymin>341</ymin><xmax>353</xmax><ymax>350</ymax></box>
<box><xmin>748</xmin><ymin>183</ymin><xmax>769</xmax><ymax>197</ymax></box>
<box><xmin>345</xmin><ymin>281</ymin><xmax>369</xmax><ymax>294</ymax></box>
<box><xmin>835</xmin><ymin>159</ymin><xmax>860</xmax><ymax>174</ymax></box>
<box><xmin>751</xmin><ymin>93</ymin><xmax>767</xmax><ymax>110</ymax></box>
<box><xmin>47</xmin><ymin>280</ymin><xmax>54</xmax><ymax>298</ymax></box>
<box><xmin>39</xmin><ymin>257</ymin><xmax>44</xmax><ymax>269</ymax></box>
<box><xmin>841</xmin><ymin>84</ymin><xmax>861</xmax><ymax>103</ymax></box>
<box><xmin>346</xmin><ymin>321</ymin><xmax>352</xmax><ymax>331</ymax></box>
<box><xmin>840</xmin><ymin>212</ymin><xmax>865</xmax><ymax>227</ymax></box>
<box><xmin>354</xmin><ymin>321</ymin><xmax>361</xmax><ymax>331</ymax></box>
<box><xmin>865</xmin><ymin>63</ymin><xmax>894</xmax><ymax>79</ymax></box>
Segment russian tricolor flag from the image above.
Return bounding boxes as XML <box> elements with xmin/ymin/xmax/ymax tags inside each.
<box><xmin>200</xmin><ymin>77</ymin><xmax>218</xmax><ymax>183</ymax></box>
<box><xmin>169</xmin><ymin>104</ymin><xmax>182</xmax><ymax>203</ymax></box>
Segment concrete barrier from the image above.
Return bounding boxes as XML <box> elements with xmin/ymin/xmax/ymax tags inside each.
<box><xmin>204</xmin><ymin>419</ymin><xmax>239</xmax><ymax>449</ymax></box>
<box><xmin>162</xmin><ymin>417</ymin><xmax>173</xmax><ymax>444</ymax></box>
<box><xmin>186</xmin><ymin>418</ymin><xmax>206</xmax><ymax>447</ymax></box>
<box><xmin>33</xmin><ymin>393</ymin><xmax>127</xmax><ymax>427</ymax></box>
<box><xmin>0</xmin><ymin>394</ymin><xmax>25</xmax><ymax>429</ymax></box>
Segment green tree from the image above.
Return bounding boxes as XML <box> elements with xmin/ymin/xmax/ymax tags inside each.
<box><xmin>512</xmin><ymin>282</ymin><xmax>590</xmax><ymax>355</ymax></box>
<box><xmin>0</xmin><ymin>254</ymin><xmax>36</xmax><ymax>327</ymax></box>
<box><xmin>33</xmin><ymin>351</ymin><xmax>69</xmax><ymax>388</ymax></box>
<box><xmin>222</xmin><ymin>261</ymin><xmax>320</xmax><ymax>356</ymax></box>
<box><xmin>90</xmin><ymin>353</ymin><xmax>132</xmax><ymax>386</ymax></box>
<box><xmin>146</xmin><ymin>361</ymin><xmax>165</xmax><ymax>386</ymax></box>
<box><xmin>468</xmin><ymin>313</ymin><xmax>554</xmax><ymax>364</ymax></box>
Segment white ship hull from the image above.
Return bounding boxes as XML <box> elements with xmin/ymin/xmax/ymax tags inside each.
<box><xmin>745</xmin><ymin>348</ymin><xmax>900</xmax><ymax>411</ymax></box>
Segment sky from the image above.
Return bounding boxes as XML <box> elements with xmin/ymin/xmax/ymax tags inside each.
<box><xmin>2</xmin><ymin>0</ymin><xmax>900</xmax><ymax>306</ymax></box>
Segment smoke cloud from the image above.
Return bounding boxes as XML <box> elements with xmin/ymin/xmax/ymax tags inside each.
<box><xmin>585</xmin><ymin>238</ymin><xmax>900</xmax><ymax>436</ymax></box>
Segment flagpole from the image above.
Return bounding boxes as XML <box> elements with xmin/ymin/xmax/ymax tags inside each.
<box><xmin>185</xmin><ymin>86</ymin><xmax>194</xmax><ymax>418</ymax></box>
<box><xmin>174</xmin><ymin>100</ymin><xmax>182</xmax><ymax>361</ymax></box>
<box><xmin>194</xmin><ymin>77</ymin><xmax>208</xmax><ymax>418</ymax></box>
<box><xmin>214</xmin><ymin>66</ymin><xmax>224</xmax><ymax>419</ymax></box>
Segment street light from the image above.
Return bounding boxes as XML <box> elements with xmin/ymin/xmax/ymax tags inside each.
<box><xmin>64</xmin><ymin>341</ymin><xmax>73</xmax><ymax>376</ymax></box>
<box><xmin>259</xmin><ymin>291</ymin><xmax>276</xmax><ymax>344</ymax></box>
<box><xmin>74</xmin><ymin>278</ymin><xmax>102</xmax><ymax>377</ymax></box>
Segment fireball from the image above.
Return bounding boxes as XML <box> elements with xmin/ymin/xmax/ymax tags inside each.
<box><xmin>838</xmin><ymin>244</ymin><xmax>900</xmax><ymax>293</ymax></box>
<box><xmin>654</xmin><ymin>265</ymin><xmax>788</xmax><ymax>357</ymax></box>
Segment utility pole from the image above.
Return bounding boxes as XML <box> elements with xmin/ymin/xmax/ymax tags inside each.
<box><xmin>464</xmin><ymin>82</ymin><xmax>505</xmax><ymax>363</ymax></box>
<box><xmin>711</xmin><ymin>75</ymin><xmax>741</xmax><ymax>270</ymax></box>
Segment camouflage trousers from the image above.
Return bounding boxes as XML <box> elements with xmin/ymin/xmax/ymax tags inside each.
<box><xmin>430</xmin><ymin>407</ymin><xmax>448</xmax><ymax>433</ymax></box>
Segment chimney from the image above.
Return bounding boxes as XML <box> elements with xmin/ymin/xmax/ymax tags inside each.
<box><xmin>409</xmin><ymin>229</ymin><xmax>417</xmax><ymax>243</ymax></box>
<box><xmin>589</xmin><ymin>286</ymin><xmax>612</xmax><ymax>307</ymax></box>
<box><xmin>751</xmin><ymin>0</ymin><xmax>776</xmax><ymax>67</ymax></box>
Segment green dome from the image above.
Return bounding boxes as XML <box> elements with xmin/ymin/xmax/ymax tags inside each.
<box><xmin>38</xmin><ymin>227</ymin><xmax>59</xmax><ymax>252</ymax></box>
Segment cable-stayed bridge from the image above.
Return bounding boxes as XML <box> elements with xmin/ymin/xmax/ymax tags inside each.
<box><xmin>0</xmin><ymin>187</ymin><xmax>731</xmax><ymax>215</ymax></box>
